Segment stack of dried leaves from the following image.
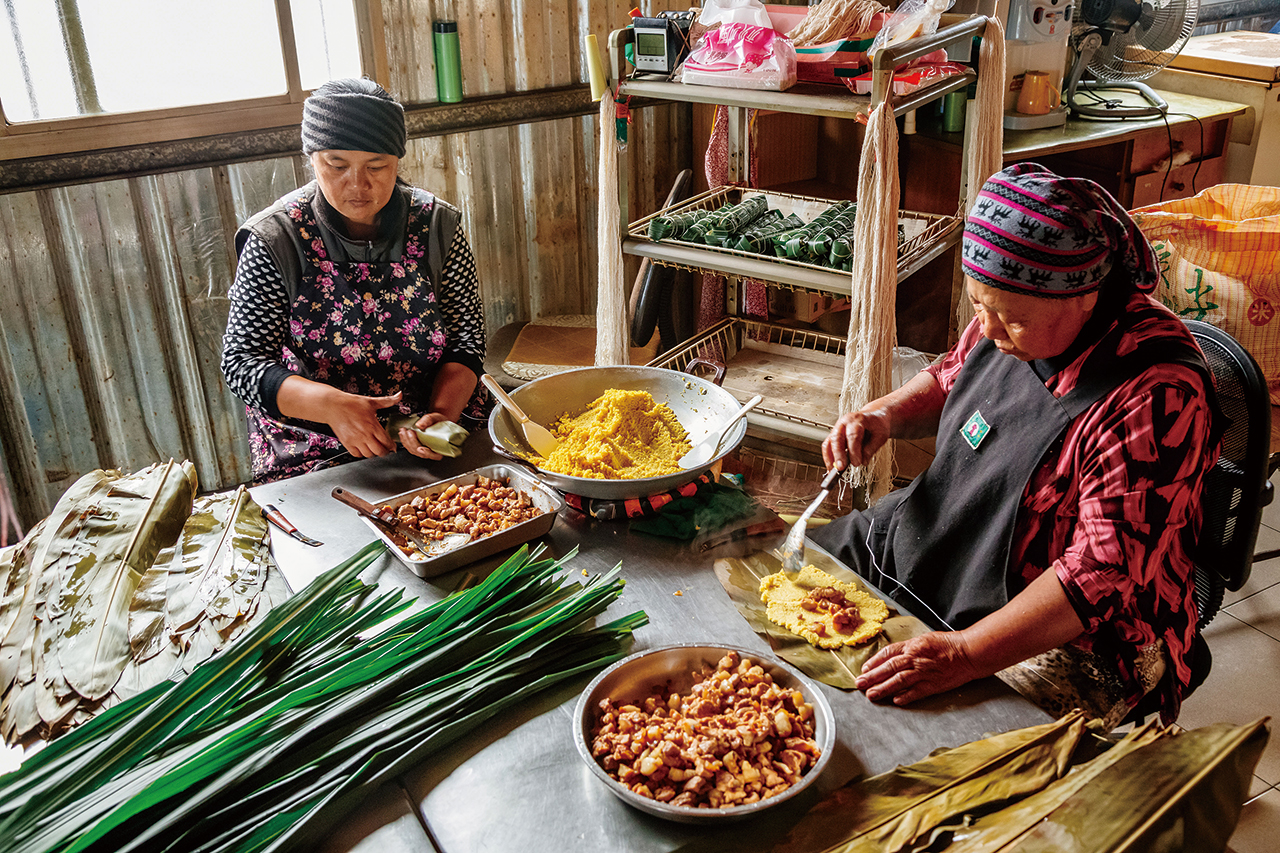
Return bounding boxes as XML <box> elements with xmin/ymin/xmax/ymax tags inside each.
<box><xmin>0</xmin><ymin>460</ymin><xmax>287</xmax><ymax>743</ymax></box>
<box><xmin>770</xmin><ymin>711</ymin><xmax>1269</xmax><ymax>853</ymax></box>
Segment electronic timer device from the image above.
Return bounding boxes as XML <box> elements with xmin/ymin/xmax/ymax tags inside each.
<box><xmin>632</xmin><ymin>10</ymin><xmax>696</xmax><ymax>75</ymax></box>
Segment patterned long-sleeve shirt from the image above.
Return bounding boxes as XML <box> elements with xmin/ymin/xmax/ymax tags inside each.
<box><xmin>927</xmin><ymin>290</ymin><xmax>1216</xmax><ymax>720</ymax></box>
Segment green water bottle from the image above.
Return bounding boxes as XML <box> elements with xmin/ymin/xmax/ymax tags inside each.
<box><xmin>434</xmin><ymin>21</ymin><xmax>462</xmax><ymax>103</ymax></box>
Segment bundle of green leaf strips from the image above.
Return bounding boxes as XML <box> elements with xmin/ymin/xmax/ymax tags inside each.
<box><xmin>0</xmin><ymin>541</ymin><xmax>646</xmax><ymax>853</ymax></box>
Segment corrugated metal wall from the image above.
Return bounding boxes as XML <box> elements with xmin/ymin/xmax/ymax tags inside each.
<box><xmin>0</xmin><ymin>1</ymin><xmax>691</xmax><ymax>526</ymax></box>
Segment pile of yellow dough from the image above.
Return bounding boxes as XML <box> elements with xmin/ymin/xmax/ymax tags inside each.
<box><xmin>760</xmin><ymin>565</ymin><xmax>889</xmax><ymax>649</ymax></box>
<box><xmin>532</xmin><ymin>389</ymin><xmax>690</xmax><ymax>480</ymax></box>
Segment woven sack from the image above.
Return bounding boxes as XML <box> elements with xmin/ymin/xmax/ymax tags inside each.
<box><xmin>1133</xmin><ymin>184</ymin><xmax>1280</xmax><ymax>403</ymax></box>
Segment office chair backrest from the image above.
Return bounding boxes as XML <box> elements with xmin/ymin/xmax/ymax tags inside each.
<box><xmin>1184</xmin><ymin>319</ymin><xmax>1273</xmax><ymax>628</ymax></box>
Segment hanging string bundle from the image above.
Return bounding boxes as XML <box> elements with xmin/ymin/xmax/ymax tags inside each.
<box><xmin>840</xmin><ymin>99</ymin><xmax>901</xmax><ymax>504</ymax></box>
<box><xmin>595</xmin><ymin>92</ymin><xmax>629</xmax><ymax>365</ymax></box>
<box><xmin>788</xmin><ymin>0</ymin><xmax>888</xmax><ymax>46</ymax></box>
<box><xmin>954</xmin><ymin>15</ymin><xmax>1007</xmax><ymax>337</ymax></box>
<box><xmin>588</xmin><ymin>32</ymin><xmax>628</xmax><ymax>366</ymax></box>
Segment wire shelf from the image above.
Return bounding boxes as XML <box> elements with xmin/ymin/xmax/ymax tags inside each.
<box><xmin>649</xmin><ymin>317</ymin><xmax>847</xmax><ymax>436</ymax></box>
<box><xmin>626</xmin><ymin>185</ymin><xmax>961</xmax><ymax>293</ymax></box>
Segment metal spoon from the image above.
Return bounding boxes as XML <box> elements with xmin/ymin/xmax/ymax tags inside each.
<box><xmin>480</xmin><ymin>374</ymin><xmax>560</xmax><ymax>458</ymax></box>
<box><xmin>777</xmin><ymin>467</ymin><xmax>841</xmax><ymax>572</ymax></box>
<box><xmin>679</xmin><ymin>394</ymin><xmax>763</xmax><ymax>469</ymax></box>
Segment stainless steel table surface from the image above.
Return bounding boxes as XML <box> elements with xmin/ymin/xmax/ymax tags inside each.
<box><xmin>250</xmin><ymin>439</ymin><xmax>1052</xmax><ymax>853</ymax></box>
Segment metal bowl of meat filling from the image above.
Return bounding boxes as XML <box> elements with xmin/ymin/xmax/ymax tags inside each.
<box><xmin>573</xmin><ymin>644</ymin><xmax>835</xmax><ymax>824</ymax></box>
<box><xmin>487</xmin><ymin>366</ymin><xmax>750</xmax><ymax>500</ymax></box>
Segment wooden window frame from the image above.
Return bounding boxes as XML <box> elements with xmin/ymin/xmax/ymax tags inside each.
<box><xmin>0</xmin><ymin>0</ymin><xmax>387</xmax><ymax>162</ymax></box>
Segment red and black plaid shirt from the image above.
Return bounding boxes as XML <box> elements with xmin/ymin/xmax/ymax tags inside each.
<box><xmin>928</xmin><ymin>291</ymin><xmax>1216</xmax><ymax>721</ymax></box>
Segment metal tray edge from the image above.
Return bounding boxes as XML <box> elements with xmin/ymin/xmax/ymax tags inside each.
<box><xmin>359</xmin><ymin>464</ymin><xmax>564</xmax><ymax>578</ymax></box>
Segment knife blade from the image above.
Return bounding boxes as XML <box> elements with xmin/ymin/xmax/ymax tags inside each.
<box><xmin>261</xmin><ymin>504</ymin><xmax>323</xmax><ymax>547</ymax></box>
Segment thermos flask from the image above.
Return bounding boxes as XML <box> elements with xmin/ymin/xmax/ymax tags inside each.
<box><xmin>434</xmin><ymin>21</ymin><xmax>462</xmax><ymax>103</ymax></box>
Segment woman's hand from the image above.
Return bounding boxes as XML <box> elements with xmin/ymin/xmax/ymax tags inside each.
<box><xmin>858</xmin><ymin>570</ymin><xmax>1088</xmax><ymax>706</ymax></box>
<box><xmin>326</xmin><ymin>390</ymin><xmax>401</xmax><ymax>459</ymax></box>
<box><xmin>856</xmin><ymin>632</ymin><xmax>983</xmax><ymax>706</ymax></box>
<box><xmin>822</xmin><ymin>372</ymin><xmax>946</xmax><ymax>472</ymax></box>
<box><xmin>823</xmin><ymin>407</ymin><xmax>892</xmax><ymax>471</ymax></box>
<box><xmin>399</xmin><ymin>412</ymin><xmax>451</xmax><ymax>461</ymax></box>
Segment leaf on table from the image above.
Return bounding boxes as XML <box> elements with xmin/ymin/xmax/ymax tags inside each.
<box><xmin>2</xmin><ymin>679</ymin><xmax>40</xmax><ymax>742</ymax></box>
<box><xmin>165</xmin><ymin>487</ymin><xmax>267</xmax><ymax>634</ymax></box>
<box><xmin>54</xmin><ymin>461</ymin><xmax>197</xmax><ymax>702</ymax></box>
<box><xmin>772</xmin><ymin>711</ymin><xmax>1088</xmax><ymax>853</ymax></box>
<box><xmin>128</xmin><ymin>562</ymin><xmax>170</xmax><ymax>664</ymax></box>
<box><xmin>994</xmin><ymin>719</ymin><xmax>1270</xmax><ymax>852</ymax></box>
<box><xmin>114</xmin><ymin>641</ymin><xmax>180</xmax><ymax>702</ymax></box>
<box><xmin>33</xmin><ymin>665</ymin><xmax>78</xmax><ymax>732</ymax></box>
<box><xmin>0</xmin><ymin>532</ymin><xmax>36</xmax><ymax>642</ymax></box>
<box><xmin>943</xmin><ymin>721</ymin><xmax>1168</xmax><ymax>852</ymax></box>
<box><xmin>0</xmin><ymin>469</ymin><xmax>106</xmax><ymax>693</ymax></box>
<box><xmin>715</xmin><ymin>549</ymin><xmax>930</xmax><ymax>689</ymax></box>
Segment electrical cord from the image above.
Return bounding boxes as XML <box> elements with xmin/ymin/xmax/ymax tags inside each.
<box><xmin>1073</xmin><ymin>85</ymin><xmax>1207</xmax><ymax>203</ymax></box>
<box><xmin>1166</xmin><ymin>111</ymin><xmax>1206</xmax><ymax>197</ymax></box>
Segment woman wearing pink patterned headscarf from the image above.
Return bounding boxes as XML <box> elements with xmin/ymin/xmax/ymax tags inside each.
<box><xmin>815</xmin><ymin>163</ymin><xmax>1219</xmax><ymax>727</ymax></box>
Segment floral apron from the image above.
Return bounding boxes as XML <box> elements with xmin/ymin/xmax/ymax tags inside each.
<box><xmin>247</xmin><ymin>191</ymin><xmax>485</xmax><ymax>482</ymax></box>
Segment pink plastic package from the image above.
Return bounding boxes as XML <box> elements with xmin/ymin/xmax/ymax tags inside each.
<box><xmin>681</xmin><ymin>22</ymin><xmax>798</xmax><ymax>91</ymax></box>
<box><xmin>842</xmin><ymin>61</ymin><xmax>966</xmax><ymax>97</ymax></box>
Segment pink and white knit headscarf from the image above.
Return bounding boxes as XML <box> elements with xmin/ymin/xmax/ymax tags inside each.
<box><xmin>962</xmin><ymin>162</ymin><xmax>1159</xmax><ymax>298</ymax></box>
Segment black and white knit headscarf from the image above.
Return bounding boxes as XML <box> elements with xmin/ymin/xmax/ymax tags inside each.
<box><xmin>301</xmin><ymin>78</ymin><xmax>407</xmax><ymax>158</ymax></box>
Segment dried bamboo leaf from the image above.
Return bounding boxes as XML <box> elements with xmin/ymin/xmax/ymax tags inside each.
<box><xmin>163</xmin><ymin>487</ymin><xmax>265</xmax><ymax>634</ymax></box>
<box><xmin>207</xmin><ymin>490</ymin><xmax>272</xmax><ymax>632</ymax></box>
<box><xmin>1005</xmin><ymin>719</ymin><xmax>1269</xmax><ymax>852</ymax></box>
<box><xmin>33</xmin><ymin>667</ymin><xmax>78</xmax><ymax>732</ymax></box>
<box><xmin>0</xmin><ymin>473</ymin><xmax>102</xmax><ymax>692</ymax></box>
<box><xmin>716</xmin><ymin>550</ymin><xmax>930</xmax><ymax>689</ymax></box>
<box><xmin>0</xmin><ymin>533</ymin><xmax>34</xmax><ymax>640</ymax></box>
<box><xmin>179</xmin><ymin>621</ymin><xmax>223</xmax><ymax>676</ymax></box>
<box><xmin>943</xmin><ymin>721</ymin><xmax>1169</xmax><ymax>852</ymax></box>
<box><xmin>773</xmin><ymin>711</ymin><xmax>1087</xmax><ymax>853</ymax></box>
<box><xmin>114</xmin><ymin>642</ymin><xmax>181</xmax><ymax>702</ymax></box>
<box><xmin>127</xmin><ymin>563</ymin><xmax>169</xmax><ymax>663</ymax></box>
<box><xmin>55</xmin><ymin>461</ymin><xmax>197</xmax><ymax>701</ymax></box>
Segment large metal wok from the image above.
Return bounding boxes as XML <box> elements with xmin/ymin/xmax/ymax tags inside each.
<box><xmin>487</xmin><ymin>366</ymin><xmax>749</xmax><ymax>500</ymax></box>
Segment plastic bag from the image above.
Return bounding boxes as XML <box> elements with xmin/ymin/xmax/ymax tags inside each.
<box><xmin>698</xmin><ymin>0</ymin><xmax>771</xmax><ymax>29</ymax></box>
<box><xmin>869</xmin><ymin>0</ymin><xmax>955</xmax><ymax>57</ymax></box>
<box><xmin>1133</xmin><ymin>184</ymin><xmax>1280</xmax><ymax>403</ymax></box>
<box><xmin>843</xmin><ymin>61</ymin><xmax>968</xmax><ymax>96</ymax></box>
<box><xmin>681</xmin><ymin>22</ymin><xmax>798</xmax><ymax>91</ymax></box>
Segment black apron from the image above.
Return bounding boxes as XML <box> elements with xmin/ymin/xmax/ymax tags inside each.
<box><xmin>813</xmin><ymin>322</ymin><xmax>1208</xmax><ymax>631</ymax></box>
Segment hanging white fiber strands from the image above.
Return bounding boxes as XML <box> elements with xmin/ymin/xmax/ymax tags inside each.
<box><xmin>789</xmin><ymin>0</ymin><xmax>887</xmax><ymax>47</ymax></box>
<box><xmin>955</xmin><ymin>15</ymin><xmax>1007</xmax><ymax>337</ymax></box>
<box><xmin>595</xmin><ymin>90</ymin><xmax>629</xmax><ymax>366</ymax></box>
<box><xmin>840</xmin><ymin>100</ymin><xmax>900</xmax><ymax>504</ymax></box>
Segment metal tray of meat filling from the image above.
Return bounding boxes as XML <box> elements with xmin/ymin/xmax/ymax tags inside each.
<box><xmin>358</xmin><ymin>464</ymin><xmax>565</xmax><ymax>578</ymax></box>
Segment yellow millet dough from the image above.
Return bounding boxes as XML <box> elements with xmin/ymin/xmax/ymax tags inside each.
<box><xmin>759</xmin><ymin>565</ymin><xmax>889</xmax><ymax>649</ymax></box>
<box><xmin>531</xmin><ymin>389</ymin><xmax>691</xmax><ymax>480</ymax></box>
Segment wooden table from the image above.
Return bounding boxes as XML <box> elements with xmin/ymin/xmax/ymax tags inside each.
<box><xmin>249</xmin><ymin>439</ymin><xmax>1051</xmax><ymax>853</ymax></box>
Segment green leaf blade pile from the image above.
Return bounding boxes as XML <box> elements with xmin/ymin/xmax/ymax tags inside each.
<box><xmin>0</xmin><ymin>541</ymin><xmax>646</xmax><ymax>853</ymax></box>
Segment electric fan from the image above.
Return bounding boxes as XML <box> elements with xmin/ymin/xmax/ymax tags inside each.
<box><xmin>1065</xmin><ymin>0</ymin><xmax>1200</xmax><ymax>118</ymax></box>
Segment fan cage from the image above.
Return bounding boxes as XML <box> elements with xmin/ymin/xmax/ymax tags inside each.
<box><xmin>1075</xmin><ymin>0</ymin><xmax>1200</xmax><ymax>83</ymax></box>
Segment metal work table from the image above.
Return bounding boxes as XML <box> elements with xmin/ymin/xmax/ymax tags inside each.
<box><xmin>251</xmin><ymin>439</ymin><xmax>1051</xmax><ymax>853</ymax></box>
